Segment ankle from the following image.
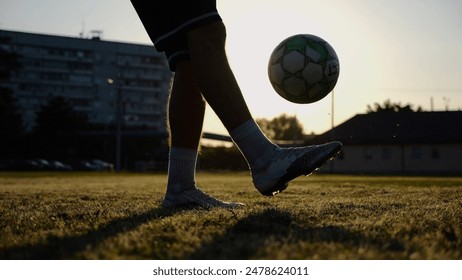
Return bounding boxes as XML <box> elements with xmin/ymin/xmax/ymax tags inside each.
<box><xmin>230</xmin><ymin>120</ymin><xmax>277</xmax><ymax>169</ymax></box>
<box><xmin>167</xmin><ymin>147</ymin><xmax>198</xmax><ymax>193</ymax></box>
<box><xmin>251</xmin><ymin>145</ymin><xmax>280</xmax><ymax>172</ymax></box>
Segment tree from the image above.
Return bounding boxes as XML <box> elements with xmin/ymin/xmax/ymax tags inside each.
<box><xmin>0</xmin><ymin>89</ymin><xmax>23</xmax><ymax>136</ymax></box>
<box><xmin>0</xmin><ymin>36</ymin><xmax>25</xmax><ymax>158</ymax></box>
<box><xmin>0</xmin><ymin>36</ymin><xmax>21</xmax><ymax>81</ymax></box>
<box><xmin>32</xmin><ymin>96</ymin><xmax>92</xmax><ymax>158</ymax></box>
<box><xmin>34</xmin><ymin>96</ymin><xmax>90</xmax><ymax>135</ymax></box>
<box><xmin>256</xmin><ymin>114</ymin><xmax>305</xmax><ymax>140</ymax></box>
<box><xmin>366</xmin><ymin>99</ymin><xmax>422</xmax><ymax>113</ymax></box>
<box><xmin>0</xmin><ymin>89</ymin><xmax>24</xmax><ymax>158</ymax></box>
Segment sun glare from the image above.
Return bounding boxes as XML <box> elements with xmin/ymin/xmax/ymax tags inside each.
<box><xmin>215</xmin><ymin>1</ymin><xmax>365</xmax><ymax>134</ymax></box>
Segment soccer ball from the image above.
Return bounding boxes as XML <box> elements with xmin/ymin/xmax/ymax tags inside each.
<box><xmin>268</xmin><ymin>34</ymin><xmax>340</xmax><ymax>104</ymax></box>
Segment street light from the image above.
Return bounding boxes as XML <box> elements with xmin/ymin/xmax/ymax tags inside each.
<box><xmin>330</xmin><ymin>89</ymin><xmax>336</xmax><ymax>173</ymax></box>
<box><xmin>107</xmin><ymin>78</ymin><xmax>122</xmax><ymax>172</ymax></box>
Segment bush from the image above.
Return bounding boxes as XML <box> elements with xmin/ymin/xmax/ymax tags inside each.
<box><xmin>198</xmin><ymin>145</ymin><xmax>248</xmax><ymax>171</ymax></box>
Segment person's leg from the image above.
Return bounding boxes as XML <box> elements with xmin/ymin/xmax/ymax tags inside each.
<box><xmin>163</xmin><ymin>61</ymin><xmax>244</xmax><ymax>208</ymax></box>
<box><xmin>168</xmin><ymin>61</ymin><xmax>205</xmax><ymax>150</ymax></box>
<box><xmin>165</xmin><ymin>61</ymin><xmax>204</xmax><ymax>194</ymax></box>
<box><xmin>186</xmin><ymin>21</ymin><xmax>278</xmax><ymax>171</ymax></box>
<box><xmin>186</xmin><ymin>21</ymin><xmax>342</xmax><ymax>196</ymax></box>
<box><xmin>187</xmin><ymin>21</ymin><xmax>250</xmax><ymax>132</ymax></box>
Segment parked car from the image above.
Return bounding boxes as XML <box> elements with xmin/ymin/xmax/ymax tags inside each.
<box><xmin>49</xmin><ymin>160</ymin><xmax>72</xmax><ymax>171</ymax></box>
<box><xmin>75</xmin><ymin>159</ymin><xmax>114</xmax><ymax>171</ymax></box>
<box><xmin>34</xmin><ymin>159</ymin><xmax>52</xmax><ymax>170</ymax></box>
<box><xmin>88</xmin><ymin>159</ymin><xmax>114</xmax><ymax>171</ymax></box>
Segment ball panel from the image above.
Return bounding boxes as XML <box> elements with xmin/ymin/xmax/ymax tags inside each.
<box><xmin>308</xmin><ymin>83</ymin><xmax>330</xmax><ymax>102</ymax></box>
<box><xmin>323</xmin><ymin>41</ymin><xmax>339</xmax><ymax>60</ymax></box>
<box><xmin>284</xmin><ymin>76</ymin><xmax>306</xmax><ymax>97</ymax></box>
<box><xmin>324</xmin><ymin>59</ymin><xmax>340</xmax><ymax>82</ymax></box>
<box><xmin>302</xmin><ymin>63</ymin><xmax>323</xmax><ymax>84</ymax></box>
<box><xmin>282</xmin><ymin>51</ymin><xmax>305</xmax><ymax>73</ymax></box>
<box><xmin>285</xmin><ymin>35</ymin><xmax>308</xmax><ymax>52</ymax></box>
<box><xmin>270</xmin><ymin>46</ymin><xmax>285</xmax><ymax>64</ymax></box>
<box><xmin>305</xmin><ymin>47</ymin><xmax>322</xmax><ymax>62</ymax></box>
<box><xmin>269</xmin><ymin>63</ymin><xmax>285</xmax><ymax>85</ymax></box>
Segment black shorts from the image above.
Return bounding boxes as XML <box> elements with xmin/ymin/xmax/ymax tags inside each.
<box><xmin>130</xmin><ymin>0</ymin><xmax>222</xmax><ymax>71</ymax></box>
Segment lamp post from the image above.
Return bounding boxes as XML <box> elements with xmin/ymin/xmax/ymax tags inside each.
<box><xmin>331</xmin><ymin>89</ymin><xmax>335</xmax><ymax>131</ymax></box>
<box><xmin>108</xmin><ymin>78</ymin><xmax>122</xmax><ymax>172</ymax></box>
<box><xmin>330</xmin><ymin>89</ymin><xmax>336</xmax><ymax>173</ymax></box>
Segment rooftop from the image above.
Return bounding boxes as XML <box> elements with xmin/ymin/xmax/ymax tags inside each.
<box><xmin>314</xmin><ymin>111</ymin><xmax>462</xmax><ymax>145</ymax></box>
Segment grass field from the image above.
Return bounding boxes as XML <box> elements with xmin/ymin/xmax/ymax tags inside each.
<box><xmin>0</xmin><ymin>172</ymin><xmax>461</xmax><ymax>260</ymax></box>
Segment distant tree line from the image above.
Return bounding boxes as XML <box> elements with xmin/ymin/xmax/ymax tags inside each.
<box><xmin>256</xmin><ymin>114</ymin><xmax>305</xmax><ymax>140</ymax></box>
<box><xmin>1</xmin><ymin>93</ymin><xmax>93</xmax><ymax>158</ymax></box>
<box><xmin>1</xmin><ymin>42</ymin><xmax>25</xmax><ymax>160</ymax></box>
<box><xmin>367</xmin><ymin>99</ymin><xmax>423</xmax><ymax>113</ymax></box>
<box><xmin>198</xmin><ymin>114</ymin><xmax>306</xmax><ymax>170</ymax></box>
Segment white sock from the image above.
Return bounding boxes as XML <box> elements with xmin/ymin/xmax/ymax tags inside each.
<box><xmin>166</xmin><ymin>147</ymin><xmax>198</xmax><ymax>193</ymax></box>
<box><xmin>230</xmin><ymin>119</ymin><xmax>278</xmax><ymax>171</ymax></box>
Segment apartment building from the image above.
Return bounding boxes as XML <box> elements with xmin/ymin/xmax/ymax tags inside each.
<box><xmin>0</xmin><ymin>29</ymin><xmax>171</xmax><ymax>132</ymax></box>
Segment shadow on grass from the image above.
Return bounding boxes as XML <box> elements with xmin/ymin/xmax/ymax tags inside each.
<box><xmin>0</xmin><ymin>207</ymin><xmax>180</xmax><ymax>259</ymax></box>
<box><xmin>188</xmin><ymin>208</ymin><xmax>404</xmax><ymax>259</ymax></box>
<box><xmin>1</xmin><ymin>207</ymin><xmax>404</xmax><ymax>259</ymax></box>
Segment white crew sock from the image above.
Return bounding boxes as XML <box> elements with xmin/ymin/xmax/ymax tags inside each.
<box><xmin>230</xmin><ymin>119</ymin><xmax>278</xmax><ymax>171</ymax></box>
<box><xmin>166</xmin><ymin>147</ymin><xmax>198</xmax><ymax>193</ymax></box>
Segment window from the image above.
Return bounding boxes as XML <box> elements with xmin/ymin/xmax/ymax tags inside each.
<box><xmin>381</xmin><ymin>147</ymin><xmax>391</xmax><ymax>160</ymax></box>
<box><xmin>364</xmin><ymin>147</ymin><xmax>373</xmax><ymax>160</ymax></box>
<box><xmin>431</xmin><ymin>148</ymin><xmax>440</xmax><ymax>160</ymax></box>
<box><xmin>412</xmin><ymin>147</ymin><xmax>421</xmax><ymax>159</ymax></box>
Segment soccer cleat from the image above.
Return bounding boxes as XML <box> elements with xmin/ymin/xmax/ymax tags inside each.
<box><xmin>252</xmin><ymin>141</ymin><xmax>342</xmax><ymax>196</ymax></box>
<box><xmin>162</xmin><ymin>187</ymin><xmax>244</xmax><ymax>209</ymax></box>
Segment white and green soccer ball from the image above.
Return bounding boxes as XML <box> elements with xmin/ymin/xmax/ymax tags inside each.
<box><xmin>268</xmin><ymin>34</ymin><xmax>340</xmax><ymax>104</ymax></box>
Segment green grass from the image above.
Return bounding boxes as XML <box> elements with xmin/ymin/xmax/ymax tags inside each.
<box><xmin>0</xmin><ymin>172</ymin><xmax>461</xmax><ymax>259</ymax></box>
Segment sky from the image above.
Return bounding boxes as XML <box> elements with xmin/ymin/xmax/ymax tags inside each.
<box><xmin>1</xmin><ymin>0</ymin><xmax>461</xmax><ymax>136</ymax></box>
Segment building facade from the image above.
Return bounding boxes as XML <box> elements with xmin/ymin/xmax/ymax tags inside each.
<box><xmin>0</xmin><ymin>29</ymin><xmax>172</xmax><ymax>132</ymax></box>
<box><xmin>314</xmin><ymin>111</ymin><xmax>462</xmax><ymax>176</ymax></box>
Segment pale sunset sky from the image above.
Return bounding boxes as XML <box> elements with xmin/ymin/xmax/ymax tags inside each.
<box><xmin>1</xmin><ymin>0</ymin><xmax>461</xmax><ymax>135</ymax></box>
